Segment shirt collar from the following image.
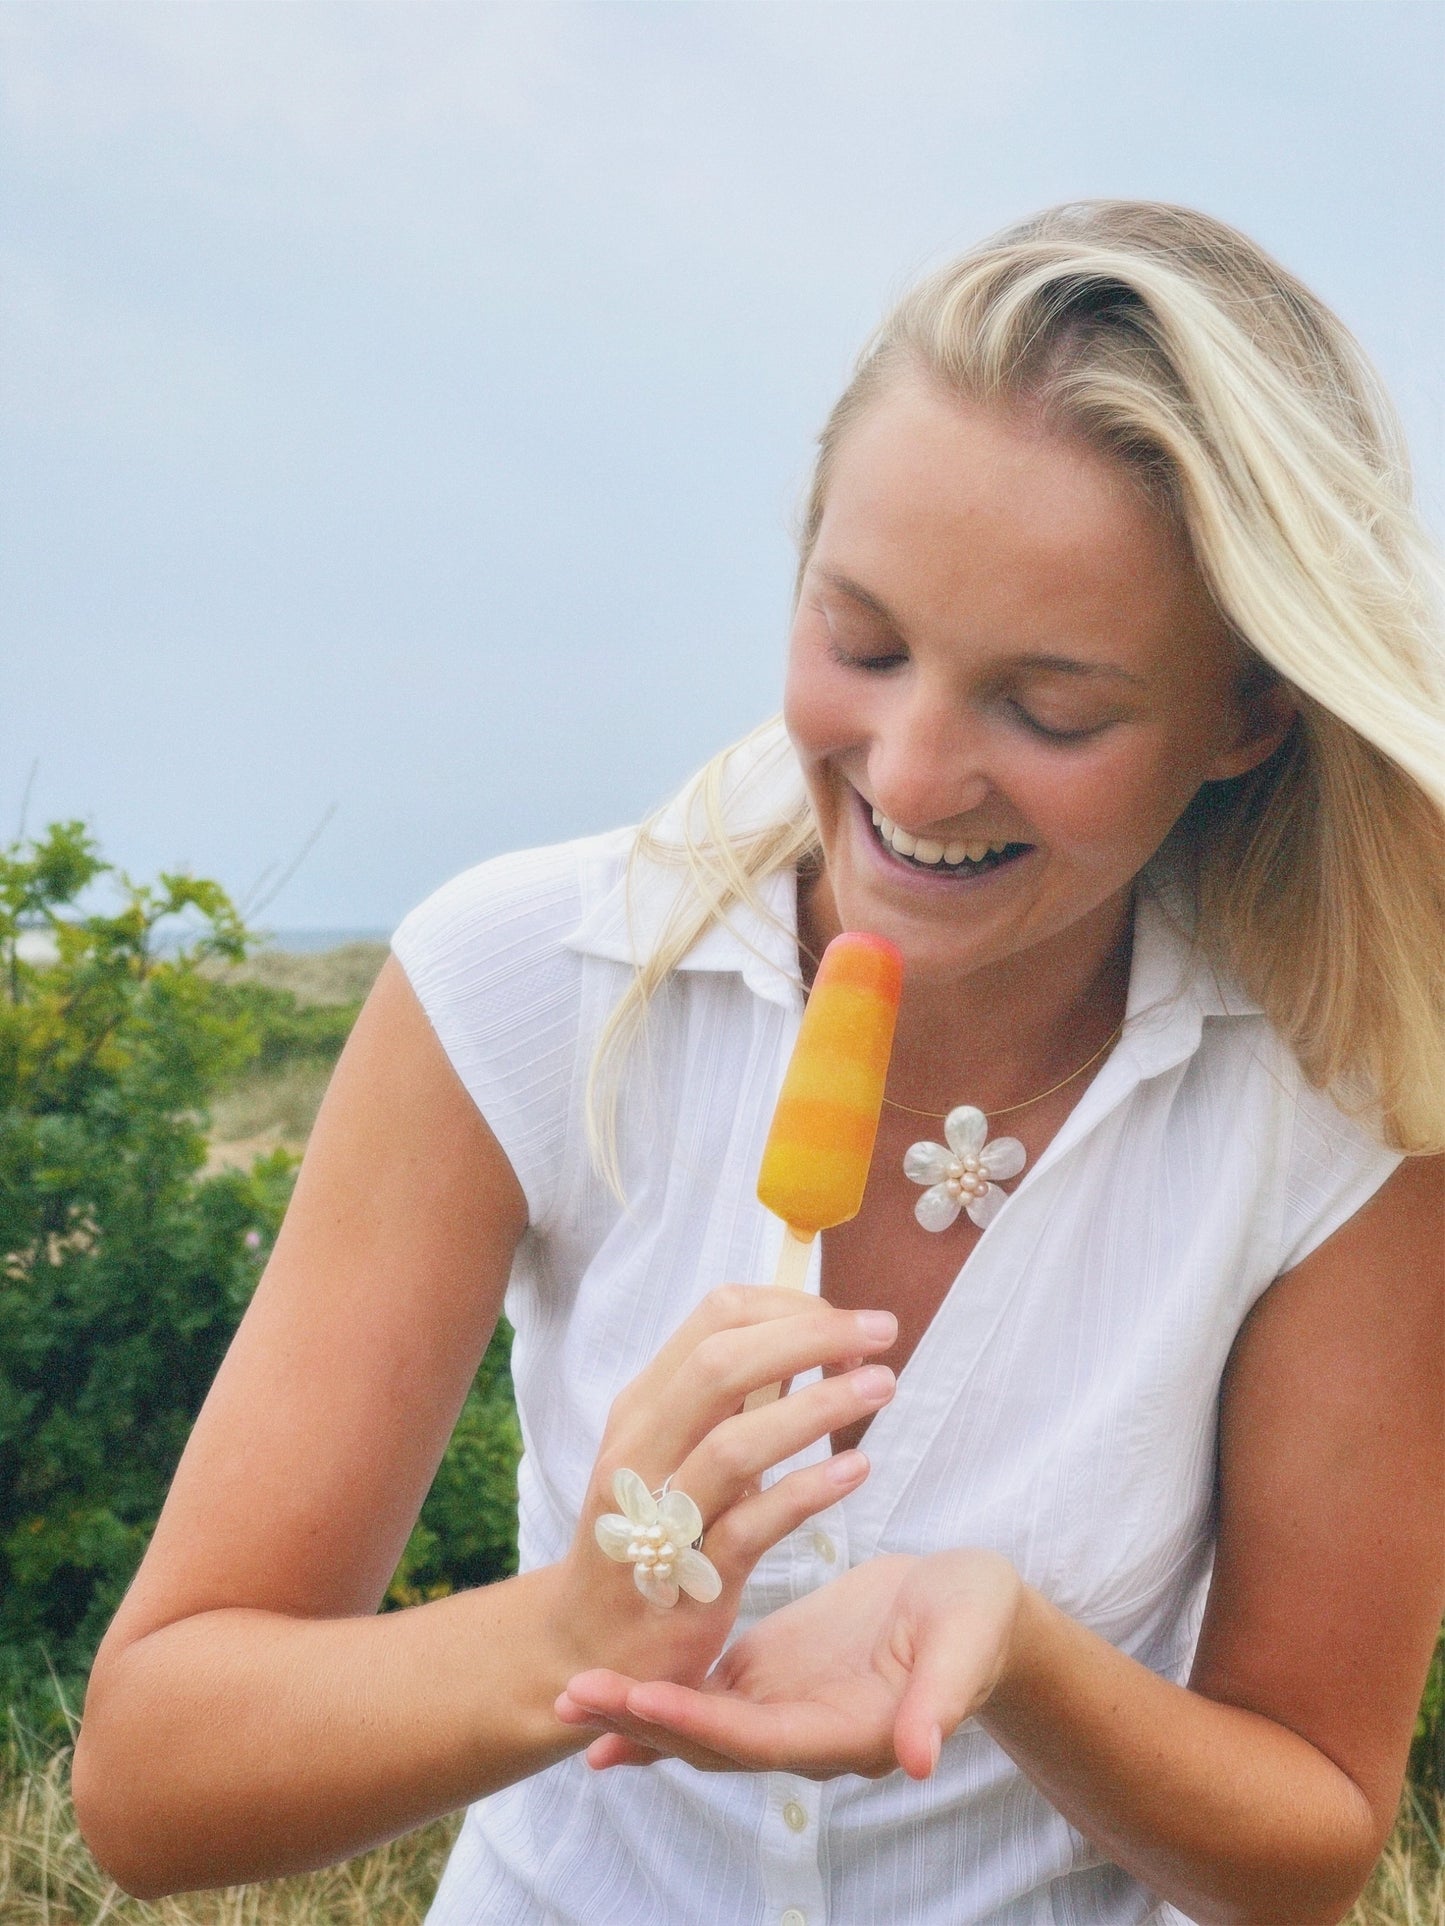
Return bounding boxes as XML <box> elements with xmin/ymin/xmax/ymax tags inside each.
<box><xmin>564</xmin><ymin>724</ymin><xmax>1261</xmax><ymax>1041</ymax></box>
<box><xmin>562</xmin><ymin>721</ymin><xmax>808</xmax><ymax>1012</ymax></box>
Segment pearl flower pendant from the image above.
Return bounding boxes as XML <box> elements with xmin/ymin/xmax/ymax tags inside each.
<box><xmin>903</xmin><ymin>1105</ymin><xmax>1027</xmax><ymax>1232</ymax></box>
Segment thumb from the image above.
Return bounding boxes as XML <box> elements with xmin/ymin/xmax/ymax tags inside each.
<box><xmin>891</xmin><ymin>1571</ymin><xmax>1016</xmax><ymax>1779</ymax></box>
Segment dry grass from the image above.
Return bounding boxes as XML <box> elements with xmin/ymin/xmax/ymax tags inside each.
<box><xmin>1348</xmin><ymin>1788</ymin><xmax>1445</xmax><ymax>1925</ymax></box>
<box><xmin>0</xmin><ymin>1740</ymin><xmax>458</xmax><ymax>1925</ymax></box>
<box><xmin>207</xmin><ymin>1061</ymin><xmax>336</xmax><ymax>1161</ymax></box>
<box><xmin>204</xmin><ymin>942</ymin><xmax>388</xmax><ymax>1163</ymax></box>
<box><xmin>215</xmin><ymin>944</ymin><xmax>389</xmax><ymax>1009</ymax></box>
<box><xmin>3</xmin><ymin>1738</ymin><xmax>1440</xmax><ymax>1925</ymax></box>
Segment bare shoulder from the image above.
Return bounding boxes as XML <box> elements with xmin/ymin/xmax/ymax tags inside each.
<box><xmin>1191</xmin><ymin>1152</ymin><xmax>1445</xmax><ymax>1829</ymax></box>
<box><xmin>91</xmin><ymin>957</ymin><xmax>528</xmax><ymax>1669</ymax></box>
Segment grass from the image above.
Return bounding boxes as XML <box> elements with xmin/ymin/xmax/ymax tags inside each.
<box><xmin>2</xmin><ymin>1735</ymin><xmax>1440</xmax><ymax>1925</ymax></box>
<box><xmin>1</xmin><ymin>1730</ymin><xmax>459</xmax><ymax>1925</ymax></box>
<box><xmin>1351</xmin><ymin>1788</ymin><xmax>1445</xmax><ymax>1924</ymax></box>
<box><xmin>205</xmin><ymin>942</ymin><xmax>388</xmax><ymax>1165</ymax></box>
<box><xmin>220</xmin><ymin>942</ymin><xmax>390</xmax><ymax>1010</ymax></box>
<box><xmin>207</xmin><ymin>1060</ymin><xmax>337</xmax><ymax>1166</ymax></box>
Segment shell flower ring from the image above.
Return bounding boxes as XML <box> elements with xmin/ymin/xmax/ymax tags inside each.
<box><xmin>594</xmin><ymin>1468</ymin><xmax>723</xmax><ymax>1608</ymax></box>
<box><xmin>903</xmin><ymin>1105</ymin><xmax>1027</xmax><ymax>1232</ymax></box>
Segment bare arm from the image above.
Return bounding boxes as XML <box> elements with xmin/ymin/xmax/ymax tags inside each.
<box><xmin>979</xmin><ymin>1151</ymin><xmax>1444</xmax><ymax>1921</ymax></box>
<box><xmin>73</xmin><ymin>958</ymin><xmax>900</xmax><ymax>1896</ymax></box>
<box><xmin>563</xmin><ymin>1154</ymin><xmax>1445</xmax><ymax>1924</ymax></box>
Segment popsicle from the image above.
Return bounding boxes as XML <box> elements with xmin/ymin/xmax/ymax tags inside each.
<box><xmin>747</xmin><ymin>931</ymin><xmax>903</xmax><ymax>1407</ymax></box>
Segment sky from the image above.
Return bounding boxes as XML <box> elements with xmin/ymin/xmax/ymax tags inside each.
<box><xmin>2</xmin><ymin>2</ymin><xmax>1442</xmax><ymax>932</ymax></box>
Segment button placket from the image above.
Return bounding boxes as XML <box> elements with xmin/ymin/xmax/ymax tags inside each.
<box><xmin>758</xmin><ymin>1775</ymin><xmax>825</xmax><ymax>1926</ymax></box>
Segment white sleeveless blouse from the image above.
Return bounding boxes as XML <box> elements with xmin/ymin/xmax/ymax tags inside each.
<box><xmin>392</xmin><ymin>735</ymin><xmax>1400</xmax><ymax>1926</ymax></box>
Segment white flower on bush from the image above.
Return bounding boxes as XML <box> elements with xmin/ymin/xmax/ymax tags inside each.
<box><xmin>594</xmin><ymin>1468</ymin><xmax>722</xmax><ymax>1608</ymax></box>
<box><xmin>903</xmin><ymin>1105</ymin><xmax>1027</xmax><ymax>1232</ymax></box>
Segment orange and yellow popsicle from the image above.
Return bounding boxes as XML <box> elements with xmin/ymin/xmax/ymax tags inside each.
<box><xmin>747</xmin><ymin>931</ymin><xmax>902</xmax><ymax>1405</ymax></box>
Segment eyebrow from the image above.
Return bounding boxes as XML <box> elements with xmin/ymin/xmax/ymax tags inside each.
<box><xmin>816</xmin><ymin>568</ymin><xmax>900</xmax><ymax>627</ymax></box>
<box><xmin>1012</xmin><ymin>654</ymin><xmax>1150</xmax><ymax>689</ymax></box>
<box><xmin>813</xmin><ymin>568</ymin><xmax>1150</xmax><ymax>689</ymax></box>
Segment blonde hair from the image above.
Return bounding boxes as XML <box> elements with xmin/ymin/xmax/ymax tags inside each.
<box><xmin>590</xmin><ymin>201</ymin><xmax>1445</xmax><ymax>1184</ymax></box>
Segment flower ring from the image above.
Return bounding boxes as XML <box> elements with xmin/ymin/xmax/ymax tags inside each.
<box><xmin>594</xmin><ymin>1467</ymin><xmax>723</xmax><ymax>1608</ymax></box>
<box><xmin>903</xmin><ymin>1105</ymin><xmax>1027</xmax><ymax>1232</ymax></box>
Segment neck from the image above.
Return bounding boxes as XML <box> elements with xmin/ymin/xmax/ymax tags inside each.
<box><xmin>799</xmin><ymin>876</ymin><xmax>1134</xmax><ymax>1117</ymax></box>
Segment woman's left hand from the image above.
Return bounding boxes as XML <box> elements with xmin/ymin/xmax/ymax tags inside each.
<box><xmin>556</xmin><ymin>1548</ymin><xmax>1025</xmax><ymax>1781</ymax></box>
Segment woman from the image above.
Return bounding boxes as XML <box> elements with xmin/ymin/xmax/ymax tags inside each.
<box><xmin>75</xmin><ymin>203</ymin><xmax>1443</xmax><ymax>1924</ymax></box>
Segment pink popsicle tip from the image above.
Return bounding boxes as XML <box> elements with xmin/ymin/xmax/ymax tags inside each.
<box><xmin>822</xmin><ymin>930</ymin><xmax>904</xmax><ymax>1001</ymax></box>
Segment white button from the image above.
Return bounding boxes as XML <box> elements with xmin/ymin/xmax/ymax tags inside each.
<box><xmin>781</xmin><ymin>1912</ymin><xmax>806</xmax><ymax>1926</ymax></box>
<box><xmin>782</xmin><ymin>1799</ymin><xmax>808</xmax><ymax>1832</ymax></box>
<box><xmin>811</xmin><ymin>1531</ymin><xmax>836</xmax><ymax>1564</ymax></box>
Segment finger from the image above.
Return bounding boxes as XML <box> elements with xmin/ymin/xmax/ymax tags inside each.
<box><xmin>624</xmin><ymin>1286</ymin><xmax>891</xmax><ymax>1412</ymax></box>
<box><xmin>567</xmin><ymin>1671</ymin><xmax>744</xmax><ymax>1773</ymax></box>
<box><xmin>612</xmin><ymin>1301</ymin><xmax>896</xmax><ymax>1467</ymax></box>
<box><xmin>701</xmin><ymin>1448</ymin><xmax>869</xmax><ymax>1575</ymax></box>
<box><xmin>670</xmin><ymin>1367</ymin><xmax>891</xmax><ymax>1520</ymax></box>
<box><xmin>627</xmin><ymin>1311</ymin><xmax>896</xmax><ymax>1479</ymax></box>
<box><xmin>620</xmin><ymin>1680</ymin><xmax>869</xmax><ymax>1774</ymax></box>
<box><xmin>585</xmin><ymin>1732</ymin><xmax>664</xmax><ymax>1770</ymax></box>
<box><xmin>560</xmin><ymin>1669</ymin><xmax>636</xmax><ymax>1721</ymax></box>
<box><xmin>554</xmin><ymin>1688</ymin><xmax>608</xmax><ymax>1728</ymax></box>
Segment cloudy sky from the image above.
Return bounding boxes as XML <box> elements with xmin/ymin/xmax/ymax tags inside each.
<box><xmin>3</xmin><ymin>2</ymin><xmax>1441</xmax><ymax>930</ymax></box>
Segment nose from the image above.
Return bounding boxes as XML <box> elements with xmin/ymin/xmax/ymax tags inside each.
<box><xmin>867</xmin><ymin>690</ymin><xmax>991</xmax><ymax>831</ymax></box>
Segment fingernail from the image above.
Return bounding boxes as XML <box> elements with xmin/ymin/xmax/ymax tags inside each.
<box><xmin>856</xmin><ymin>1310</ymin><xmax>897</xmax><ymax>1341</ymax></box>
<box><xmin>826</xmin><ymin>1447</ymin><xmax>869</xmax><ymax>1485</ymax></box>
<box><xmin>853</xmin><ymin>1365</ymin><xmax>895</xmax><ymax>1404</ymax></box>
<box><xmin>929</xmin><ymin>1724</ymin><xmax>942</xmax><ymax>1772</ymax></box>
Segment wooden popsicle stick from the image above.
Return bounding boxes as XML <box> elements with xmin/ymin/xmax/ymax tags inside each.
<box><xmin>743</xmin><ymin>1226</ymin><xmax>815</xmax><ymax>1409</ymax></box>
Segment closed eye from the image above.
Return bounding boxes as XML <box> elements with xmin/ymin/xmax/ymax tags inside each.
<box><xmin>1009</xmin><ymin>701</ymin><xmax>1114</xmax><ymax>744</ymax></box>
<box><xmin>824</xmin><ymin>638</ymin><xmax>907</xmax><ymax>674</ymax></box>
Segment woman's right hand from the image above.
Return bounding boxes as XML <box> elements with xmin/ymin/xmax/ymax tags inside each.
<box><xmin>542</xmin><ymin>1284</ymin><xmax>898</xmax><ymax>1696</ymax></box>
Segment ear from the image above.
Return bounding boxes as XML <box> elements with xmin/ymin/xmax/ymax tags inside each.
<box><xmin>1203</xmin><ymin>670</ymin><xmax>1298</xmax><ymax>782</ymax></box>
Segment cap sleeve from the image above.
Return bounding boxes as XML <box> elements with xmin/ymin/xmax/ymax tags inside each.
<box><xmin>1276</xmin><ymin>1073</ymin><xmax>1404</xmax><ymax>1275</ymax></box>
<box><xmin>390</xmin><ymin>844</ymin><xmax>585</xmax><ymax>1229</ymax></box>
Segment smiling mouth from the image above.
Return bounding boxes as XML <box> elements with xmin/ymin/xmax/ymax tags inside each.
<box><xmin>868</xmin><ymin>805</ymin><xmax>1032</xmax><ymax>877</ymax></box>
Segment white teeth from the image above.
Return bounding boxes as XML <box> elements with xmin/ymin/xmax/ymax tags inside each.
<box><xmin>872</xmin><ymin>808</ymin><xmax>1018</xmax><ymax>868</ymax></box>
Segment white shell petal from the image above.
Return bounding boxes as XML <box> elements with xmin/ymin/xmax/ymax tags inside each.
<box><xmin>675</xmin><ymin>1547</ymin><xmax>723</xmax><ymax>1603</ymax></box>
<box><xmin>943</xmin><ymin>1106</ymin><xmax>989</xmax><ymax>1159</ymax></box>
<box><xmin>966</xmin><ymin>1183</ymin><xmax>1008</xmax><ymax>1229</ymax></box>
<box><xmin>612</xmin><ymin>1467</ymin><xmax>656</xmax><ymax>1528</ymax></box>
<box><xmin>594</xmin><ymin>1513</ymin><xmax>635</xmax><ymax>1561</ymax></box>
<box><xmin>657</xmin><ymin>1489</ymin><xmax>704</xmax><ymax>1547</ymax></box>
<box><xmin>915</xmin><ymin>1183</ymin><xmax>963</xmax><ymax>1232</ymax></box>
<box><xmin>903</xmin><ymin>1141</ymin><xmax>954</xmax><ymax>1185</ymax></box>
<box><xmin>634</xmin><ymin>1564</ymin><xmax>680</xmax><ymax>1607</ymax></box>
<box><xmin>980</xmin><ymin>1135</ymin><xmax>1027</xmax><ymax>1181</ymax></box>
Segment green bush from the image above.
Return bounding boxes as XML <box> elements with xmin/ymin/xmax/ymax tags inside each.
<box><xmin>210</xmin><ymin>980</ymin><xmax>363</xmax><ymax>1074</ymax></box>
<box><xmin>0</xmin><ymin>824</ymin><xmax>519</xmax><ymax>1739</ymax></box>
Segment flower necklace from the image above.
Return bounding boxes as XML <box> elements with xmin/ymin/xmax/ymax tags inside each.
<box><xmin>891</xmin><ymin>1020</ymin><xmax>1124</xmax><ymax>1233</ymax></box>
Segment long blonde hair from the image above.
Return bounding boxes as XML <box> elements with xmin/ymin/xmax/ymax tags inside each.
<box><xmin>590</xmin><ymin>201</ymin><xmax>1445</xmax><ymax>1182</ymax></box>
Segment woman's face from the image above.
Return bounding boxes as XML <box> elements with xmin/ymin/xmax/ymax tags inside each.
<box><xmin>785</xmin><ymin>378</ymin><xmax>1292</xmax><ymax>986</ymax></box>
